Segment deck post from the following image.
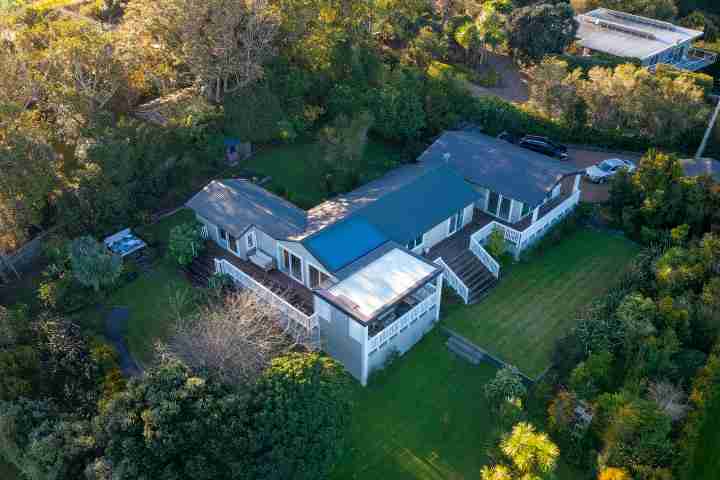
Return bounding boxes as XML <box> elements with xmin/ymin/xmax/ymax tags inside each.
<box><xmin>361</xmin><ymin>325</ymin><xmax>369</xmax><ymax>386</ymax></box>
<box><xmin>573</xmin><ymin>174</ymin><xmax>581</xmax><ymax>193</ymax></box>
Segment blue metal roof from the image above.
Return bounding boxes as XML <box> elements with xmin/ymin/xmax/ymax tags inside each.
<box><xmin>303</xmin><ymin>216</ymin><xmax>389</xmax><ymax>272</ymax></box>
<box><xmin>303</xmin><ymin>165</ymin><xmax>478</xmax><ymax>272</ymax></box>
<box><xmin>357</xmin><ymin>165</ymin><xmax>479</xmax><ymax>245</ymax></box>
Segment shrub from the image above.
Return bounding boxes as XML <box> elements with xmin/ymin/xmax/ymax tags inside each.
<box><xmin>168</xmin><ymin>222</ymin><xmax>204</xmax><ymax>266</ymax></box>
<box><xmin>69</xmin><ymin>236</ymin><xmax>122</xmax><ymax>293</ymax></box>
<box><xmin>486</xmin><ymin>229</ymin><xmax>507</xmax><ymax>260</ymax></box>
<box><xmin>484</xmin><ymin>365</ymin><xmax>527</xmax><ymax>408</ymax></box>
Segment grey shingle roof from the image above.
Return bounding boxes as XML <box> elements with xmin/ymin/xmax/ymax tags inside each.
<box><xmin>419</xmin><ymin>130</ymin><xmax>578</xmax><ymax>206</ymax></box>
<box><xmin>186</xmin><ymin>179</ymin><xmax>306</xmax><ymax>239</ymax></box>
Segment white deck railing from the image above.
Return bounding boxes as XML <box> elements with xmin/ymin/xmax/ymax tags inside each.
<box><xmin>470</xmin><ymin>238</ymin><xmax>500</xmax><ymax>278</ymax></box>
<box><xmin>471</xmin><ymin>190</ymin><xmax>580</xmax><ymax>254</ymax></box>
<box><xmin>520</xmin><ymin>190</ymin><xmax>580</xmax><ymax>245</ymax></box>
<box><xmin>367</xmin><ymin>285</ymin><xmax>438</xmax><ymax>353</ymax></box>
<box><xmin>215</xmin><ymin>258</ymin><xmax>318</xmax><ymax>331</ymax></box>
<box><xmin>200</xmin><ymin>225</ymin><xmax>209</xmax><ymax>239</ymax></box>
<box><xmin>434</xmin><ymin>257</ymin><xmax>469</xmax><ymax>304</ymax></box>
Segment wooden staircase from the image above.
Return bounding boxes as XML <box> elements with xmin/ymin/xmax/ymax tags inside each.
<box><xmin>426</xmin><ymin>216</ymin><xmax>499</xmax><ymax>303</ymax></box>
<box><xmin>443</xmin><ymin>250</ymin><xmax>498</xmax><ymax>304</ymax></box>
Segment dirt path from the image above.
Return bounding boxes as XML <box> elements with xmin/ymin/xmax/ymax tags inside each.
<box><xmin>105</xmin><ymin>306</ymin><xmax>143</xmax><ymax>377</ymax></box>
<box><xmin>466</xmin><ymin>51</ymin><xmax>530</xmax><ymax>104</ymax></box>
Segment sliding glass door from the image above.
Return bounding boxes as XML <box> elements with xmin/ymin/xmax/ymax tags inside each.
<box><xmin>281</xmin><ymin>247</ymin><xmax>303</xmax><ymax>283</ymax></box>
<box><xmin>487</xmin><ymin>191</ymin><xmax>500</xmax><ymax>216</ymax></box>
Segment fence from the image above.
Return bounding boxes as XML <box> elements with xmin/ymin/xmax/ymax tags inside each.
<box><xmin>367</xmin><ymin>285</ymin><xmax>439</xmax><ymax>353</ymax></box>
<box><xmin>433</xmin><ymin>257</ymin><xmax>469</xmax><ymax>304</ymax></box>
<box><xmin>214</xmin><ymin>258</ymin><xmax>318</xmax><ymax>331</ymax></box>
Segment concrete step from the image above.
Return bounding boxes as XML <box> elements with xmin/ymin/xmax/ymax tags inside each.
<box><xmin>447</xmin><ymin>336</ymin><xmax>484</xmax><ymax>360</ymax></box>
<box><xmin>447</xmin><ymin>338</ymin><xmax>482</xmax><ymax>365</ymax></box>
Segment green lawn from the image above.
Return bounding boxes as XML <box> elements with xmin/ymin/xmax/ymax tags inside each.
<box><xmin>444</xmin><ymin>228</ymin><xmax>640</xmax><ymax>378</ymax></box>
<box><xmin>331</xmin><ymin>330</ymin><xmax>581</xmax><ymax>480</ymax></box>
<box><xmin>238</xmin><ymin>139</ymin><xmax>404</xmax><ymax>209</ymax></box>
<box><xmin>76</xmin><ymin>210</ymin><xmax>196</xmax><ymax>366</ymax></box>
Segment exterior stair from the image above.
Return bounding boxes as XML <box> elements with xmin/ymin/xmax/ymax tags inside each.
<box><xmin>443</xmin><ymin>250</ymin><xmax>498</xmax><ymax>304</ymax></box>
<box><xmin>446</xmin><ymin>335</ymin><xmax>484</xmax><ymax>365</ymax></box>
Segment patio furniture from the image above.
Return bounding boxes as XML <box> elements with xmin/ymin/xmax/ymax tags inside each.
<box><xmin>249</xmin><ymin>250</ymin><xmax>275</xmax><ymax>272</ymax></box>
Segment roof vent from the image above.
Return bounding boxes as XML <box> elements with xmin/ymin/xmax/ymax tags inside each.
<box><xmin>443</xmin><ymin>153</ymin><xmax>451</xmax><ymax>163</ymax></box>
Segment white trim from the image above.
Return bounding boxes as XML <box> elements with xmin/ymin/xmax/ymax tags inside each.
<box><xmin>306</xmin><ymin>260</ymin><xmax>333</xmax><ymax>289</ymax></box>
<box><xmin>278</xmin><ymin>245</ymin><xmax>305</xmax><ymax>285</ymax></box>
<box><xmin>246</xmin><ymin>230</ymin><xmax>256</xmax><ymax>250</ymax></box>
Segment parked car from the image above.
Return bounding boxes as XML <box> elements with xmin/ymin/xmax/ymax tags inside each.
<box><xmin>517</xmin><ymin>135</ymin><xmax>569</xmax><ymax>160</ymax></box>
<box><xmin>585</xmin><ymin>158</ymin><xmax>636</xmax><ymax>183</ymax></box>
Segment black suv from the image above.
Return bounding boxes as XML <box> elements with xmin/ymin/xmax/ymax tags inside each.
<box><xmin>517</xmin><ymin>135</ymin><xmax>569</xmax><ymax>160</ymax></box>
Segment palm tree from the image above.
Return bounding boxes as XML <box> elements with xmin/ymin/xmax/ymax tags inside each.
<box><xmin>500</xmin><ymin>422</ymin><xmax>559</xmax><ymax>477</ymax></box>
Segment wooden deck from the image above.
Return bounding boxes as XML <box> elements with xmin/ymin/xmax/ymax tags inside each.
<box><xmin>207</xmin><ymin>243</ymin><xmax>314</xmax><ymax>315</ymax></box>
<box><xmin>427</xmin><ymin>193</ymin><xmax>573</xmax><ymax>262</ymax></box>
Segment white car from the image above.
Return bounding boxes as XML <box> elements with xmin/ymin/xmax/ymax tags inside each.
<box><xmin>585</xmin><ymin>158</ymin><xmax>636</xmax><ymax>183</ymax></box>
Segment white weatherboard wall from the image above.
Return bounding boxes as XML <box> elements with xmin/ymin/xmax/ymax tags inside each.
<box><xmin>422</xmin><ymin>202</ymin><xmax>475</xmax><ymax>250</ymax></box>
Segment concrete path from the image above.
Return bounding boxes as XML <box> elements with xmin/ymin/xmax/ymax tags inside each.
<box><xmin>105</xmin><ymin>306</ymin><xmax>142</xmax><ymax>377</ymax></box>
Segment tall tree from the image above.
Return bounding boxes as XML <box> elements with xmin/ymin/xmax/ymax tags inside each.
<box><xmin>507</xmin><ymin>3</ymin><xmax>578</xmax><ymax>64</ymax></box>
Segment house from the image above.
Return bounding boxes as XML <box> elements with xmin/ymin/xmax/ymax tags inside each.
<box><xmin>575</xmin><ymin>8</ymin><xmax>717</xmax><ymax>72</ymax></box>
<box><xmin>186</xmin><ymin>129</ymin><xmax>583</xmax><ymax>385</ymax></box>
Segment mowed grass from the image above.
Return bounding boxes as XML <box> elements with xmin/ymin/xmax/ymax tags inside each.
<box><xmin>444</xmin><ymin>228</ymin><xmax>640</xmax><ymax>378</ymax></box>
<box><xmin>330</xmin><ymin>330</ymin><xmax>499</xmax><ymax>480</ymax></box>
<box><xmin>331</xmin><ymin>330</ymin><xmax>582</xmax><ymax>480</ymax></box>
<box><xmin>240</xmin><ymin>139</ymin><xmax>404</xmax><ymax>209</ymax></box>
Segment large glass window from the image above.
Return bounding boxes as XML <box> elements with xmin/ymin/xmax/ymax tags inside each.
<box><xmin>499</xmin><ymin>197</ymin><xmax>511</xmax><ymax>221</ymax></box>
<box><xmin>488</xmin><ymin>191</ymin><xmax>500</xmax><ymax>215</ymax></box>
<box><xmin>521</xmin><ymin>202</ymin><xmax>531</xmax><ymax>218</ymax></box>
<box><xmin>407</xmin><ymin>233</ymin><xmax>424</xmax><ymax>250</ymax></box>
<box><xmin>281</xmin><ymin>247</ymin><xmax>303</xmax><ymax>282</ymax></box>
<box><xmin>448</xmin><ymin>209</ymin><xmax>464</xmax><ymax>235</ymax></box>
<box><xmin>309</xmin><ymin>264</ymin><xmax>330</xmax><ymax>289</ymax></box>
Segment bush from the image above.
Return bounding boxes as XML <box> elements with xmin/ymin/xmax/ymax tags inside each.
<box><xmin>247</xmin><ymin>353</ymin><xmax>352</xmax><ymax>480</ymax></box>
<box><xmin>69</xmin><ymin>236</ymin><xmax>122</xmax><ymax>293</ymax></box>
<box><xmin>486</xmin><ymin>229</ymin><xmax>507</xmax><ymax>260</ymax></box>
<box><xmin>168</xmin><ymin>222</ymin><xmax>205</xmax><ymax>266</ymax></box>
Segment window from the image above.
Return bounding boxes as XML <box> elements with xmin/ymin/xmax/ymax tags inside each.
<box><xmin>246</xmin><ymin>231</ymin><xmax>256</xmax><ymax>250</ymax></box>
<box><xmin>280</xmin><ymin>247</ymin><xmax>303</xmax><ymax>282</ymax></box>
<box><xmin>309</xmin><ymin>264</ymin><xmax>331</xmax><ymax>289</ymax></box>
<box><xmin>521</xmin><ymin>202</ymin><xmax>531</xmax><ymax>218</ymax></box>
<box><xmin>219</xmin><ymin>228</ymin><xmax>228</xmax><ymax>241</ymax></box>
<box><xmin>228</xmin><ymin>234</ymin><xmax>239</xmax><ymax>254</ymax></box>
<box><xmin>499</xmin><ymin>197</ymin><xmax>511</xmax><ymax>220</ymax></box>
<box><xmin>407</xmin><ymin>233</ymin><xmax>424</xmax><ymax>250</ymax></box>
<box><xmin>448</xmin><ymin>209</ymin><xmax>464</xmax><ymax>235</ymax></box>
<box><xmin>487</xmin><ymin>191</ymin><xmax>500</xmax><ymax>215</ymax></box>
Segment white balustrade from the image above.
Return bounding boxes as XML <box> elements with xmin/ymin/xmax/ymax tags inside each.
<box><xmin>215</xmin><ymin>258</ymin><xmax>317</xmax><ymax>331</ymax></box>
<box><xmin>367</xmin><ymin>286</ymin><xmax>438</xmax><ymax>353</ymax></box>
<box><xmin>519</xmin><ymin>190</ymin><xmax>580</xmax><ymax>246</ymax></box>
<box><xmin>434</xmin><ymin>257</ymin><xmax>469</xmax><ymax>304</ymax></box>
<box><xmin>200</xmin><ymin>225</ymin><xmax>209</xmax><ymax>239</ymax></box>
<box><xmin>470</xmin><ymin>238</ymin><xmax>500</xmax><ymax>278</ymax></box>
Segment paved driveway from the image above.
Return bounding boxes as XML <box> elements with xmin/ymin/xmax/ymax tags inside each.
<box><xmin>566</xmin><ymin>148</ymin><xmax>643</xmax><ymax>203</ymax></box>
